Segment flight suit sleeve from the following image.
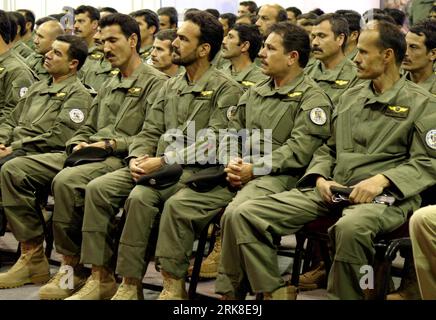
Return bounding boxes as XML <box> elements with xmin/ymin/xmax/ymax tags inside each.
<box><xmin>0</xmin><ymin>68</ymin><xmax>35</xmax><ymax>121</ymax></box>
<box><xmin>65</xmin><ymin>94</ymin><xmax>100</xmax><ymax>154</ymax></box>
<box><xmin>382</xmin><ymin>110</ymin><xmax>436</xmax><ymax>200</ymax></box>
<box><xmin>12</xmin><ymin>89</ymin><xmax>93</xmax><ymax>153</ymax></box>
<box><xmin>128</xmin><ymin>85</ymin><xmax>167</xmax><ymax>159</ymax></box>
<box><xmin>0</xmin><ymin>98</ymin><xmax>23</xmax><ymax>145</ymax></box>
<box><xmin>163</xmin><ymin>82</ymin><xmax>244</xmax><ymax>164</ymax></box>
<box><xmin>252</xmin><ymin>91</ymin><xmax>332</xmax><ymax>176</ymax></box>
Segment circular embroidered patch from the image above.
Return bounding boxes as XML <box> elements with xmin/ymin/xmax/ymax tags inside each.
<box><xmin>227</xmin><ymin>105</ymin><xmax>238</xmax><ymax>121</ymax></box>
<box><xmin>425</xmin><ymin>130</ymin><xmax>436</xmax><ymax>150</ymax></box>
<box><xmin>19</xmin><ymin>87</ymin><xmax>28</xmax><ymax>98</ymax></box>
<box><xmin>69</xmin><ymin>109</ymin><xmax>85</xmax><ymax>124</ymax></box>
<box><xmin>309</xmin><ymin>107</ymin><xmax>327</xmax><ymax>125</ymax></box>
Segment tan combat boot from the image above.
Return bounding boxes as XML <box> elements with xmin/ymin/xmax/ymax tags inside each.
<box><xmin>65</xmin><ymin>266</ymin><xmax>116</xmax><ymax>300</ymax></box>
<box><xmin>188</xmin><ymin>236</ymin><xmax>221</xmax><ymax>278</ymax></box>
<box><xmin>111</xmin><ymin>278</ymin><xmax>144</xmax><ymax>300</ymax></box>
<box><xmin>298</xmin><ymin>262</ymin><xmax>327</xmax><ymax>290</ymax></box>
<box><xmin>264</xmin><ymin>284</ymin><xmax>298</xmax><ymax>300</ymax></box>
<box><xmin>0</xmin><ymin>239</ymin><xmax>50</xmax><ymax>288</ymax></box>
<box><xmin>157</xmin><ymin>271</ymin><xmax>188</xmax><ymax>300</ymax></box>
<box><xmin>39</xmin><ymin>256</ymin><xmax>88</xmax><ymax>300</ymax></box>
<box><xmin>387</xmin><ymin>268</ymin><xmax>421</xmax><ymax>300</ymax></box>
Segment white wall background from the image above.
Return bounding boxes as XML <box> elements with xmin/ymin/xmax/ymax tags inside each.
<box><xmin>1</xmin><ymin>0</ymin><xmax>381</xmax><ymax>19</ymax></box>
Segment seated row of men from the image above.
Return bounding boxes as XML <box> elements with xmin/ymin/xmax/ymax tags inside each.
<box><xmin>0</xmin><ymin>6</ymin><xmax>435</xmax><ymax>300</ymax></box>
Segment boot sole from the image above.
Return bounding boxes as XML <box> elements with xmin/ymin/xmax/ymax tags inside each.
<box><xmin>0</xmin><ymin>273</ymin><xmax>50</xmax><ymax>289</ymax></box>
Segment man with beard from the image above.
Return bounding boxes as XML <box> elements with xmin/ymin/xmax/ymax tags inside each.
<box><xmin>25</xmin><ymin>20</ymin><xmax>65</xmax><ymax>81</ymax></box>
<box><xmin>305</xmin><ymin>13</ymin><xmax>360</xmax><ymax>106</ymax></box>
<box><xmin>0</xmin><ymin>13</ymin><xmax>167</xmax><ymax>300</ymax></box>
<box><xmin>72</xmin><ymin>10</ymin><xmax>242</xmax><ymax>300</ymax></box>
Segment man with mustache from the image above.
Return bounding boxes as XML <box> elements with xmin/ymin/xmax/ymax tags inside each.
<box><xmin>305</xmin><ymin>13</ymin><xmax>360</xmax><ymax>106</ymax></box>
<box><xmin>216</xmin><ymin>20</ymin><xmax>436</xmax><ymax>300</ymax></box>
<box><xmin>0</xmin><ymin>35</ymin><xmax>93</xmax><ymax>288</ymax></box>
<box><xmin>130</xmin><ymin>9</ymin><xmax>159</xmax><ymax>64</ymax></box>
<box><xmin>0</xmin><ymin>13</ymin><xmax>167</xmax><ymax>300</ymax></box>
<box><xmin>150</xmin><ymin>29</ymin><xmax>182</xmax><ymax>77</ymax></box>
<box><xmin>25</xmin><ymin>20</ymin><xmax>65</xmax><ymax>81</ymax></box>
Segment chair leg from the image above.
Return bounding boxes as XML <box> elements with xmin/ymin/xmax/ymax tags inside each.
<box><xmin>290</xmin><ymin>233</ymin><xmax>306</xmax><ymax>287</ymax></box>
<box><xmin>188</xmin><ymin>223</ymin><xmax>209</xmax><ymax>300</ymax></box>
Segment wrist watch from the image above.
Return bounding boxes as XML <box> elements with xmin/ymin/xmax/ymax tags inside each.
<box><xmin>104</xmin><ymin>139</ymin><xmax>113</xmax><ymax>153</ymax></box>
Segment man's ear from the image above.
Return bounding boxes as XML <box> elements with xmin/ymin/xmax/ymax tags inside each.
<box><xmin>429</xmin><ymin>48</ymin><xmax>436</xmax><ymax>62</ymax></box>
<box><xmin>198</xmin><ymin>42</ymin><xmax>211</xmax><ymax>59</ymax></box>
<box><xmin>288</xmin><ymin>50</ymin><xmax>300</xmax><ymax>67</ymax></box>
<box><xmin>91</xmin><ymin>19</ymin><xmax>99</xmax><ymax>32</ymax></box>
<box><xmin>69</xmin><ymin>58</ymin><xmax>79</xmax><ymax>71</ymax></box>
<box><xmin>240</xmin><ymin>40</ymin><xmax>250</xmax><ymax>54</ymax></box>
<box><xmin>383</xmin><ymin>48</ymin><xmax>395</xmax><ymax>64</ymax></box>
<box><xmin>129</xmin><ymin>33</ymin><xmax>139</xmax><ymax>49</ymax></box>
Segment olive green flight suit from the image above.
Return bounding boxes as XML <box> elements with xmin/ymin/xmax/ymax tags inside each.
<box><xmin>409</xmin><ymin>205</ymin><xmax>436</xmax><ymax>300</ymax></box>
<box><xmin>221</xmin><ymin>62</ymin><xmax>268</xmax><ymax>91</ymax></box>
<box><xmin>25</xmin><ymin>53</ymin><xmax>50</xmax><ymax>81</ymax></box>
<box><xmin>215</xmin><ymin>77</ymin><xmax>436</xmax><ymax>299</ymax></box>
<box><xmin>139</xmin><ymin>45</ymin><xmax>153</xmax><ymax>64</ymax></box>
<box><xmin>0</xmin><ymin>50</ymin><xmax>37</xmax><ymax>121</ymax></box>
<box><xmin>211</xmin><ymin>50</ymin><xmax>231</xmax><ymax>70</ymax></box>
<box><xmin>79</xmin><ymin>47</ymin><xmax>119</xmax><ymax>92</ymax></box>
<box><xmin>408</xmin><ymin>0</ymin><xmax>436</xmax><ymax>26</ymax></box>
<box><xmin>155</xmin><ymin>73</ymin><xmax>333</xmax><ymax>280</ymax></box>
<box><xmin>305</xmin><ymin>57</ymin><xmax>361</xmax><ymax>106</ymax></box>
<box><xmin>407</xmin><ymin>72</ymin><xmax>436</xmax><ymax>95</ymax></box>
<box><xmin>0</xmin><ymin>75</ymin><xmax>92</xmax><ymax>237</ymax></box>
<box><xmin>346</xmin><ymin>47</ymin><xmax>358</xmax><ymax>62</ymax></box>
<box><xmin>12</xmin><ymin>41</ymin><xmax>34</xmax><ymax>60</ymax></box>
<box><xmin>79</xmin><ymin>67</ymin><xmax>243</xmax><ymax>277</ymax></box>
<box><xmin>0</xmin><ymin>63</ymin><xmax>167</xmax><ymax>254</ymax></box>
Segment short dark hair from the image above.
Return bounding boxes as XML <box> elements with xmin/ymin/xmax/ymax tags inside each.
<box><xmin>409</xmin><ymin>19</ymin><xmax>436</xmax><ymax>51</ymax></box>
<box><xmin>297</xmin><ymin>13</ymin><xmax>318</xmax><ymax>26</ymax></box>
<box><xmin>232</xmin><ymin>23</ymin><xmax>262</xmax><ymax>61</ymax></box>
<box><xmin>383</xmin><ymin>8</ymin><xmax>406</xmax><ymax>27</ymax></box>
<box><xmin>130</xmin><ymin>9</ymin><xmax>159</xmax><ymax>35</ymax></box>
<box><xmin>100</xmin><ymin>13</ymin><xmax>141</xmax><ymax>53</ymax></box>
<box><xmin>205</xmin><ymin>9</ymin><xmax>220</xmax><ymax>19</ymax></box>
<box><xmin>315</xmin><ymin>13</ymin><xmax>350</xmax><ymax>51</ymax></box>
<box><xmin>371</xmin><ymin>21</ymin><xmax>406</xmax><ymax>66</ymax></box>
<box><xmin>236</xmin><ymin>13</ymin><xmax>258</xmax><ymax>25</ymax></box>
<box><xmin>56</xmin><ymin>34</ymin><xmax>88</xmax><ymax>70</ymax></box>
<box><xmin>49</xmin><ymin>13</ymin><xmax>64</xmax><ymax>22</ymax></box>
<box><xmin>336</xmin><ymin>10</ymin><xmax>362</xmax><ymax>33</ymax></box>
<box><xmin>7</xmin><ymin>12</ymin><xmax>18</xmax><ymax>41</ymax></box>
<box><xmin>99</xmin><ymin>7</ymin><xmax>118</xmax><ymax>14</ymax></box>
<box><xmin>365</xmin><ymin>12</ymin><xmax>396</xmax><ymax>25</ymax></box>
<box><xmin>35</xmin><ymin>16</ymin><xmax>57</xmax><ymax>28</ymax></box>
<box><xmin>239</xmin><ymin>1</ymin><xmax>258</xmax><ymax>14</ymax></box>
<box><xmin>155</xmin><ymin>29</ymin><xmax>177</xmax><ymax>52</ymax></box>
<box><xmin>184</xmin><ymin>11</ymin><xmax>224</xmax><ymax>61</ymax></box>
<box><xmin>267</xmin><ymin>22</ymin><xmax>311</xmax><ymax>68</ymax></box>
<box><xmin>0</xmin><ymin>10</ymin><xmax>11</xmax><ymax>44</ymax></box>
<box><xmin>310</xmin><ymin>8</ymin><xmax>325</xmax><ymax>16</ymax></box>
<box><xmin>157</xmin><ymin>7</ymin><xmax>178</xmax><ymax>26</ymax></box>
<box><xmin>286</xmin><ymin>7</ymin><xmax>302</xmax><ymax>18</ymax></box>
<box><xmin>17</xmin><ymin>9</ymin><xmax>35</xmax><ymax>31</ymax></box>
<box><xmin>220</xmin><ymin>13</ymin><xmax>237</xmax><ymax>30</ymax></box>
<box><xmin>75</xmin><ymin>5</ymin><xmax>100</xmax><ymax>22</ymax></box>
<box><xmin>9</xmin><ymin>11</ymin><xmax>26</xmax><ymax>37</ymax></box>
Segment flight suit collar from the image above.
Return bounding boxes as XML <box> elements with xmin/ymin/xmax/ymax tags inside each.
<box><xmin>362</xmin><ymin>75</ymin><xmax>407</xmax><ymax>105</ymax></box>
<box><xmin>226</xmin><ymin>62</ymin><xmax>257</xmax><ymax>82</ymax></box>
<box><xmin>112</xmin><ymin>62</ymin><xmax>148</xmax><ymax>89</ymax></box>
<box><xmin>314</xmin><ymin>57</ymin><xmax>352</xmax><ymax>81</ymax></box>
<box><xmin>405</xmin><ymin>71</ymin><xmax>436</xmax><ymax>92</ymax></box>
<box><xmin>179</xmin><ymin>66</ymin><xmax>216</xmax><ymax>94</ymax></box>
<box><xmin>0</xmin><ymin>49</ymin><xmax>14</xmax><ymax>64</ymax></box>
<box><xmin>253</xmin><ymin>72</ymin><xmax>305</xmax><ymax>97</ymax></box>
<box><xmin>39</xmin><ymin>74</ymin><xmax>79</xmax><ymax>94</ymax></box>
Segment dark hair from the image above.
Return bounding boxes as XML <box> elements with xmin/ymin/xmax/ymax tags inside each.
<box><xmin>267</xmin><ymin>22</ymin><xmax>311</xmax><ymax>67</ymax></box>
<box><xmin>371</xmin><ymin>21</ymin><xmax>406</xmax><ymax>65</ymax></box>
<box><xmin>35</xmin><ymin>16</ymin><xmax>57</xmax><ymax>27</ymax></box>
<box><xmin>17</xmin><ymin>9</ymin><xmax>35</xmax><ymax>31</ymax></box>
<box><xmin>297</xmin><ymin>12</ymin><xmax>318</xmax><ymax>26</ymax></box>
<box><xmin>100</xmin><ymin>13</ymin><xmax>141</xmax><ymax>53</ymax></box>
<box><xmin>310</xmin><ymin>8</ymin><xmax>325</xmax><ymax>16</ymax></box>
<box><xmin>232</xmin><ymin>23</ymin><xmax>262</xmax><ymax>61</ymax></box>
<box><xmin>155</xmin><ymin>29</ymin><xmax>177</xmax><ymax>52</ymax></box>
<box><xmin>0</xmin><ymin>10</ymin><xmax>11</xmax><ymax>44</ymax></box>
<box><xmin>99</xmin><ymin>7</ymin><xmax>118</xmax><ymax>14</ymax></box>
<box><xmin>220</xmin><ymin>13</ymin><xmax>237</xmax><ymax>29</ymax></box>
<box><xmin>383</xmin><ymin>8</ymin><xmax>406</xmax><ymax>27</ymax></box>
<box><xmin>7</xmin><ymin>12</ymin><xmax>17</xmax><ymax>41</ymax></box>
<box><xmin>56</xmin><ymin>34</ymin><xmax>88</xmax><ymax>70</ymax></box>
<box><xmin>130</xmin><ymin>9</ymin><xmax>159</xmax><ymax>35</ymax></box>
<box><xmin>315</xmin><ymin>13</ymin><xmax>350</xmax><ymax>51</ymax></box>
<box><xmin>9</xmin><ymin>11</ymin><xmax>26</xmax><ymax>37</ymax></box>
<box><xmin>363</xmin><ymin>8</ymin><xmax>384</xmax><ymax>20</ymax></box>
<box><xmin>49</xmin><ymin>13</ymin><xmax>64</xmax><ymax>22</ymax></box>
<box><xmin>205</xmin><ymin>9</ymin><xmax>220</xmax><ymax>19</ymax></box>
<box><xmin>236</xmin><ymin>13</ymin><xmax>258</xmax><ymax>25</ymax></box>
<box><xmin>184</xmin><ymin>11</ymin><xmax>224</xmax><ymax>61</ymax></box>
<box><xmin>157</xmin><ymin>7</ymin><xmax>178</xmax><ymax>27</ymax></box>
<box><xmin>286</xmin><ymin>7</ymin><xmax>302</xmax><ymax>18</ymax></box>
<box><xmin>276</xmin><ymin>7</ymin><xmax>288</xmax><ymax>23</ymax></box>
<box><xmin>409</xmin><ymin>19</ymin><xmax>436</xmax><ymax>51</ymax></box>
<box><xmin>336</xmin><ymin>10</ymin><xmax>362</xmax><ymax>33</ymax></box>
<box><xmin>239</xmin><ymin>1</ymin><xmax>258</xmax><ymax>14</ymax></box>
<box><xmin>75</xmin><ymin>5</ymin><xmax>100</xmax><ymax>22</ymax></box>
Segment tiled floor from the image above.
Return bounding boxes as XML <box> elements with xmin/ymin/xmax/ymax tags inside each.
<box><xmin>0</xmin><ymin>232</ymin><xmax>402</xmax><ymax>300</ymax></box>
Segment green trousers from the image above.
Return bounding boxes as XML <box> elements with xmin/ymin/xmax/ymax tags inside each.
<box><xmin>156</xmin><ymin>175</ymin><xmax>297</xmax><ymax>279</ymax></box>
<box><xmin>215</xmin><ymin>187</ymin><xmax>415</xmax><ymax>299</ymax></box>
<box><xmin>410</xmin><ymin>206</ymin><xmax>436</xmax><ymax>300</ymax></box>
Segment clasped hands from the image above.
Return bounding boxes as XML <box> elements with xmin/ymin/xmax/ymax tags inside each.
<box><xmin>225</xmin><ymin>157</ymin><xmax>254</xmax><ymax>188</ymax></box>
